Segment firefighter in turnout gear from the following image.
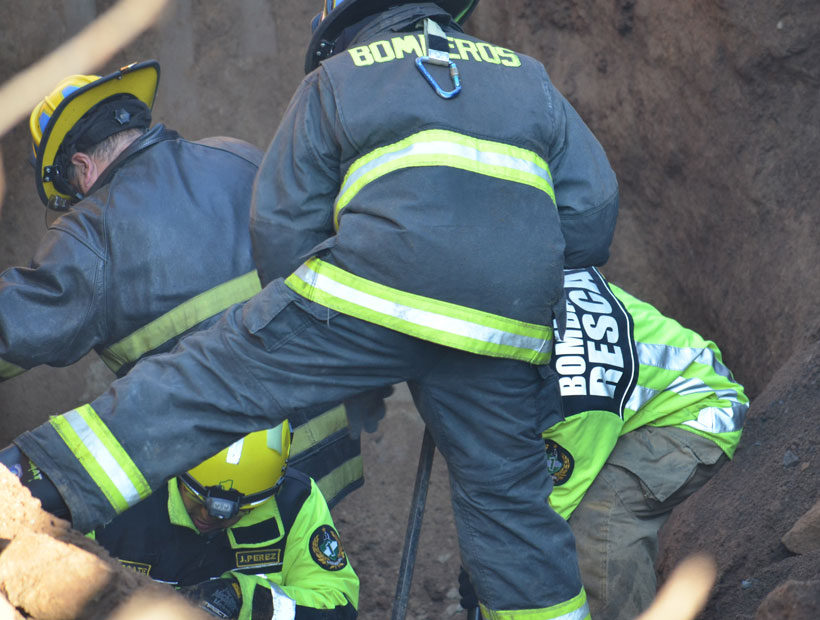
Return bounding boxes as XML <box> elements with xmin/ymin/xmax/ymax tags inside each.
<box><xmin>3</xmin><ymin>2</ymin><xmax>619</xmax><ymax>618</ymax></box>
<box><xmin>5</xmin><ymin>60</ymin><xmax>261</xmax><ymax>380</ymax></box>
<box><xmin>92</xmin><ymin>423</ymin><xmax>359</xmax><ymax>620</ymax></box>
<box><xmin>459</xmin><ymin>267</ymin><xmax>749</xmax><ymax>619</ymax></box>
<box><xmin>0</xmin><ymin>61</ymin><xmax>360</xmax><ymax>508</ymax></box>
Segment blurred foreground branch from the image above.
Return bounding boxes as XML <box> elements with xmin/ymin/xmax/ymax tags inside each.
<box><xmin>0</xmin><ymin>147</ymin><xmax>4</xmax><ymax>210</ymax></box>
<box><xmin>0</xmin><ymin>0</ymin><xmax>170</xmax><ymax>213</ymax></box>
<box><xmin>636</xmin><ymin>553</ymin><xmax>717</xmax><ymax>620</ymax></box>
<box><xmin>0</xmin><ymin>0</ymin><xmax>169</xmax><ymax>139</ymax></box>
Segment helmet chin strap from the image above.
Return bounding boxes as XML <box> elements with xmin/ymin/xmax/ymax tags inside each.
<box><xmin>180</xmin><ymin>474</ymin><xmax>245</xmax><ymax>520</ymax></box>
<box><xmin>43</xmin><ymin>151</ymin><xmax>84</xmax><ymax>211</ymax></box>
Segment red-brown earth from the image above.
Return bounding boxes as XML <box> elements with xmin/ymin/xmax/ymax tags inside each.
<box><xmin>1</xmin><ymin>1</ymin><xmax>818</xmax><ymax>618</ymax></box>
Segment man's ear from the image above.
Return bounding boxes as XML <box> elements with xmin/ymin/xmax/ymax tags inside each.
<box><xmin>69</xmin><ymin>151</ymin><xmax>98</xmax><ymax>194</ymax></box>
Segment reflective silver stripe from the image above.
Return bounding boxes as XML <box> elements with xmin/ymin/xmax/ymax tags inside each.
<box><xmin>625</xmin><ymin>383</ymin><xmax>656</xmax><ymax>413</ymax></box>
<box><xmin>625</xmin><ymin>377</ymin><xmax>746</xmax><ymax>433</ymax></box>
<box><xmin>667</xmin><ymin>375</ymin><xmax>716</xmax><ymax>397</ymax></box>
<box><xmin>292</xmin><ymin>262</ymin><xmax>548</xmax><ymax>356</ymax></box>
<box><xmin>636</xmin><ymin>342</ymin><xmax>734</xmax><ymax>379</ymax></box>
<box><xmin>684</xmin><ymin>402</ymin><xmax>748</xmax><ymax>434</ymax></box>
<box><xmin>226</xmin><ymin>437</ymin><xmax>244</xmax><ymax>465</ymax></box>
<box><xmin>268</xmin><ymin>580</ymin><xmax>296</xmax><ymax>620</ymax></box>
<box><xmin>564</xmin><ymin>603</ymin><xmax>591</xmax><ymax>620</ymax></box>
<box><xmin>670</xmin><ymin>376</ymin><xmax>747</xmax><ymax>433</ymax></box>
<box><xmin>63</xmin><ymin>408</ymin><xmax>142</xmax><ymax>505</ymax></box>
<box><xmin>631</xmin><ymin>342</ymin><xmax>748</xmax><ymax>433</ymax></box>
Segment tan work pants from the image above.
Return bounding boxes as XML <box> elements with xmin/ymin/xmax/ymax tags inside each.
<box><xmin>568</xmin><ymin>425</ymin><xmax>727</xmax><ymax>620</ymax></box>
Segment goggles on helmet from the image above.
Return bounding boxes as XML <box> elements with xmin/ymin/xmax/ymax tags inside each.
<box><xmin>178</xmin><ymin>423</ymin><xmax>291</xmax><ymax>520</ymax></box>
<box><xmin>179</xmin><ymin>477</ymin><xmax>258</xmax><ymax>520</ymax></box>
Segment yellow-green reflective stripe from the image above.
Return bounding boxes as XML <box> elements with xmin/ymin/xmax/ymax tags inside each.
<box><xmin>479</xmin><ymin>588</ymin><xmax>589</xmax><ymax>620</ymax></box>
<box><xmin>290</xmin><ymin>405</ymin><xmax>349</xmax><ymax>455</ymax></box>
<box><xmin>286</xmin><ymin>258</ymin><xmax>552</xmax><ymax>364</ymax></box>
<box><xmin>334</xmin><ymin>129</ymin><xmax>554</xmax><ymax>229</ymax></box>
<box><xmin>291</xmin><ymin>406</ymin><xmax>361</xmax><ymax>502</ymax></box>
<box><xmin>315</xmin><ymin>455</ymin><xmax>363</xmax><ymax>503</ymax></box>
<box><xmin>0</xmin><ymin>358</ymin><xmax>25</xmax><ymax>380</ymax></box>
<box><xmin>100</xmin><ymin>270</ymin><xmax>262</xmax><ymax>373</ymax></box>
<box><xmin>50</xmin><ymin>404</ymin><xmax>150</xmax><ymax>513</ymax></box>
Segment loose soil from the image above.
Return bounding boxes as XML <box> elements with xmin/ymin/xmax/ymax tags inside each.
<box><xmin>1</xmin><ymin>1</ymin><xmax>819</xmax><ymax>619</ymax></box>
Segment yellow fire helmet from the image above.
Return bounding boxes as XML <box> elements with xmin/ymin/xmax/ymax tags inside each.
<box><xmin>179</xmin><ymin>422</ymin><xmax>292</xmax><ymax>519</ymax></box>
<box><xmin>29</xmin><ymin>60</ymin><xmax>160</xmax><ymax>209</ymax></box>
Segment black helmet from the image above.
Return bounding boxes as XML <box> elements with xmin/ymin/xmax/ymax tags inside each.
<box><xmin>306</xmin><ymin>0</ymin><xmax>480</xmax><ymax>73</ymax></box>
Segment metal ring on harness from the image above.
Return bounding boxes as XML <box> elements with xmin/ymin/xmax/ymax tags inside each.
<box><xmin>414</xmin><ymin>56</ymin><xmax>462</xmax><ymax>99</ymax></box>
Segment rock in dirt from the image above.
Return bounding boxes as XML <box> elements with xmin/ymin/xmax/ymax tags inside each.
<box><xmin>754</xmin><ymin>579</ymin><xmax>820</xmax><ymax>620</ymax></box>
<box><xmin>0</xmin><ymin>465</ymin><xmax>202</xmax><ymax>620</ymax></box>
<box><xmin>0</xmin><ymin>592</ymin><xmax>25</xmax><ymax>620</ymax></box>
<box><xmin>782</xmin><ymin>499</ymin><xmax>820</xmax><ymax>555</ymax></box>
<box><xmin>0</xmin><ymin>465</ymin><xmax>69</xmax><ymax>540</ymax></box>
<box><xmin>0</xmin><ymin>531</ymin><xmax>114</xmax><ymax>620</ymax></box>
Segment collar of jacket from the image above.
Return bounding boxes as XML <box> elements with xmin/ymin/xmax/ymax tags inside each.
<box><xmin>348</xmin><ymin>3</ymin><xmax>463</xmax><ymax>49</ymax></box>
<box><xmin>86</xmin><ymin>123</ymin><xmax>180</xmax><ymax>196</ymax></box>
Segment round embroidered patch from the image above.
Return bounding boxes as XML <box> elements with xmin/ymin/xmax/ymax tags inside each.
<box><xmin>544</xmin><ymin>439</ymin><xmax>574</xmax><ymax>486</ymax></box>
<box><xmin>309</xmin><ymin>525</ymin><xmax>348</xmax><ymax>571</ymax></box>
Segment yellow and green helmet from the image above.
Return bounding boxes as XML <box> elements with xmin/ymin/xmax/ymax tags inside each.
<box><xmin>29</xmin><ymin>60</ymin><xmax>160</xmax><ymax>208</ymax></box>
<box><xmin>179</xmin><ymin>422</ymin><xmax>292</xmax><ymax>519</ymax></box>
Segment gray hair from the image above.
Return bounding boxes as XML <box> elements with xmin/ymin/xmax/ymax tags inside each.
<box><xmin>65</xmin><ymin>128</ymin><xmax>145</xmax><ymax>187</ymax></box>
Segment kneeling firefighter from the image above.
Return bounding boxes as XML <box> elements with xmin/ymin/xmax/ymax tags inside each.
<box><xmin>91</xmin><ymin>422</ymin><xmax>360</xmax><ymax>620</ymax></box>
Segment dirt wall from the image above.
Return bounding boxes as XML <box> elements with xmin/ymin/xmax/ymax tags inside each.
<box><xmin>1</xmin><ymin>1</ymin><xmax>819</xmax><ymax>618</ymax></box>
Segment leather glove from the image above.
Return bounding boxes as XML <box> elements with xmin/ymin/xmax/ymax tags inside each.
<box><xmin>179</xmin><ymin>578</ymin><xmax>242</xmax><ymax>619</ymax></box>
<box><xmin>458</xmin><ymin>565</ymin><xmax>479</xmax><ymax>611</ymax></box>
<box><xmin>344</xmin><ymin>386</ymin><xmax>394</xmax><ymax>439</ymax></box>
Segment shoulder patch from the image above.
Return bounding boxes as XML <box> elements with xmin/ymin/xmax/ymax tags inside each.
<box><xmin>544</xmin><ymin>439</ymin><xmax>574</xmax><ymax>486</ymax></box>
<box><xmin>309</xmin><ymin>525</ymin><xmax>348</xmax><ymax>571</ymax></box>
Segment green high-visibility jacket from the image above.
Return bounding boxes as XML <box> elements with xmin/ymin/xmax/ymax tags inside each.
<box><xmin>91</xmin><ymin>469</ymin><xmax>359</xmax><ymax>620</ymax></box>
<box><xmin>545</xmin><ymin>267</ymin><xmax>749</xmax><ymax>519</ymax></box>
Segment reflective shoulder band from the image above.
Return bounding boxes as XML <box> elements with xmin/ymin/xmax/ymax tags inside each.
<box><xmin>334</xmin><ymin>129</ymin><xmax>554</xmax><ymax>229</ymax></box>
